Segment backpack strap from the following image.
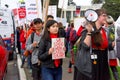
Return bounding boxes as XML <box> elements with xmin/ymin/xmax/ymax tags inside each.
<box><xmin>31</xmin><ymin>32</ymin><xmax>34</xmax><ymax>43</ymax></box>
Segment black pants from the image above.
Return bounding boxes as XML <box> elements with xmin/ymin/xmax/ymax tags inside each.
<box><xmin>110</xmin><ymin>66</ymin><xmax>120</xmax><ymax>80</ymax></box>
<box><xmin>32</xmin><ymin>64</ymin><xmax>41</xmax><ymax>80</ymax></box>
<box><xmin>17</xmin><ymin>41</ymin><xmax>21</xmax><ymax>54</ymax></box>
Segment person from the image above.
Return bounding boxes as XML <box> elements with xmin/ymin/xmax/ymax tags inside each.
<box><xmin>58</xmin><ymin>22</ymin><xmax>66</xmax><ymax>38</ymax></box>
<box><xmin>26</xmin><ymin>22</ymin><xmax>36</xmax><ymax>39</ymax></box>
<box><xmin>68</xmin><ymin>22</ymin><xmax>77</xmax><ymax>73</ymax></box>
<box><xmin>26</xmin><ymin>18</ymin><xmax>43</xmax><ymax>80</ymax></box>
<box><xmin>20</xmin><ymin>25</ymin><xmax>27</xmax><ymax>68</ymax></box>
<box><xmin>38</xmin><ymin>20</ymin><xmax>66</xmax><ymax>80</ymax></box>
<box><xmin>16</xmin><ymin>26</ymin><xmax>21</xmax><ymax>54</ymax></box>
<box><xmin>74</xmin><ymin>9</ymin><xmax>111</xmax><ymax>80</ymax></box>
<box><xmin>43</xmin><ymin>15</ymin><xmax>54</xmax><ymax>30</ymax></box>
<box><xmin>66</xmin><ymin>23</ymin><xmax>71</xmax><ymax>56</ymax></box>
<box><xmin>21</xmin><ymin>22</ymin><xmax>35</xmax><ymax>70</ymax></box>
<box><xmin>106</xmin><ymin>15</ymin><xmax>120</xmax><ymax>80</ymax></box>
<box><xmin>27</xmin><ymin>22</ymin><xmax>36</xmax><ymax>70</ymax></box>
<box><xmin>47</xmin><ymin>15</ymin><xmax>54</xmax><ymax>20</ymax></box>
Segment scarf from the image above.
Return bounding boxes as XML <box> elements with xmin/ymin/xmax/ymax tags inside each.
<box><xmin>50</xmin><ymin>33</ymin><xmax>60</xmax><ymax>67</ymax></box>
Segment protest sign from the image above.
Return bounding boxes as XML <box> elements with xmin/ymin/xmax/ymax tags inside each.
<box><xmin>52</xmin><ymin>38</ymin><xmax>65</xmax><ymax>59</ymax></box>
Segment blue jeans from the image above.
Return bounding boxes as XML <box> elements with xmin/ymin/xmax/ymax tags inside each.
<box><xmin>21</xmin><ymin>49</ymin><xmax>26</xmax><ymax>65</ymax></box>
<box><xmin>27</xmin><ymin>54</ymin><xmax>32</xmax><ymax>69</ymax></box>
<box><xmin>41</xmin><ymin>66</ymin><xmax>62</xmax><ymax>80</ymax></box>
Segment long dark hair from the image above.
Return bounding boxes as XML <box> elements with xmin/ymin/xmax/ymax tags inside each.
<box><xmin>42</xmin><ymin>20</ymin><xmax>58</xmax><ymax>40</ymax></box>
<box><xmin>92</xmin><ymin>27</ymin><xmax>103</xmax><ymax>47</ymax></box>
<box><xmin>92</xmin><ymin>9</ymin><xmax>107</xmax><ymax>47</ymax></box>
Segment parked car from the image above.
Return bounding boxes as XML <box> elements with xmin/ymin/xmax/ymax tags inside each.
<box><xmin>0</xmin><ymin>8</ymin><xmax>15</xmax><ymax>60</ymax></box>
<box><xmin>0</xmin><ymin>35</ymin><xmax>9</xmax><ymax>80</ymax></box>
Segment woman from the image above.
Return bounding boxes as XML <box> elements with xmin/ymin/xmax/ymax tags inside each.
<box><xmin>106</xmin><ymin>15</ymin><xmax>120</xmax><ymax>80</ymax></box>
<box><xmin>74</xmin><ymin>9</ymin><xmax>111</xmax><ymax>80</ymax></box>
<box><xmin>38</xmin><ymin>20</ymin><xmax>66</xmax><ymax>80</ymax></box>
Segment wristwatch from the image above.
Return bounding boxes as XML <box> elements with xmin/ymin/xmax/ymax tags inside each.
<box><xmin>87</xmin><ymin>33</ymin><xmax>92</xmax><ymax>36</ymax></box>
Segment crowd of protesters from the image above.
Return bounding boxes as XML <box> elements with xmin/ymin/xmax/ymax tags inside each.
<box><xmin>15</xmin><ymin>8</ymin><xmax>120</xmax><ymax>80</ymax></box>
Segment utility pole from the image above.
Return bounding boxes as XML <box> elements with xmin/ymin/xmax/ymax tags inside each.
<box><xmin>44</xmin><ymin>0</ymin><xmax>50</xmax><ymax>25</ymax></box>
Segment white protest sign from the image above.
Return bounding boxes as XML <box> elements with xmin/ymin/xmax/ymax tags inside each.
<box><xmin>52</xmin><ymin>38</ymin><xmax>65</xmax><ymax>59</ymax></box>
<box><xmin>25</xmin><ymin>0</ymin><xmax>42</xmax><ymax>21</ymax></box>
<box><xmin>48</xmin><ymin>5</ymin><xmax>57</xmax><ymax>20</ymax></box>
<box><xmin>58</xmin><ymin>0</ymin><xmax>68</xmax><ymax>10</ymax></box>
<box><xmin>56</xmin><ymin>17</ymin><xmax>67</xmax><ymax>26</ymax></box>
<box><xmin>74</xmin><ymin>17</ymin><xmax>86</xmax><ymax>32</ymax></box>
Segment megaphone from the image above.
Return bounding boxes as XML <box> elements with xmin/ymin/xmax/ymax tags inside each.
<box><xmin>84</xmin><ymin>9</ymin><xmax>98</xmax><ymax>22</ymax></box>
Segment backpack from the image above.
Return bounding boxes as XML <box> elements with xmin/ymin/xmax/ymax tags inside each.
<box><xmin>69</xmin><ymin>29</ymin><xmax>77</xmax><ymax>43</ymax></box>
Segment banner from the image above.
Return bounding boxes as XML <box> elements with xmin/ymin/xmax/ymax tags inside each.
<box><xmin>25</xmin><ymin>0</ymin><xmax>42</xmax><ymax>21</ymax></box>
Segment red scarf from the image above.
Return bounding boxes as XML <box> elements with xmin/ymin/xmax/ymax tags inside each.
<box><xmin>50</xmin><ymin>33</ymin><xmax>60</xmax><ymax>67</ymax></box>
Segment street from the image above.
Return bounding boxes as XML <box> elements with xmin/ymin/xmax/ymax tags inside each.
<box><xmin>23</xmin><ymin>56</ymin><xmax>74</xmax><ymax>80</ymax></box>
<box><xmin>4</xmin><ymin>54</ymin><xmax>73</xmax><ymax>80</ymax></box>
<box><xmin>5</xmin><ymin>60</ymin><xmax>19</xmax><ymax>80</ymax></box>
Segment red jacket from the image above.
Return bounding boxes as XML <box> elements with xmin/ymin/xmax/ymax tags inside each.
<box><xmin>20</xmin><ymin>30</ymin><xmax>26</xmax><ymax>49</ymax></box>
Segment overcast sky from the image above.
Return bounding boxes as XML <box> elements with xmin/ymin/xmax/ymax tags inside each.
<box><xmin>1</xmin><ymin>0</ymin><xmax>92</xmax><ymax>9</ymax></box>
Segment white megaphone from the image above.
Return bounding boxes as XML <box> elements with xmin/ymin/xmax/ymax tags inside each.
<box><xmin>84</xmin><ymin>9</ymin><xmax>98</xmax><ymax>22</ymax></box>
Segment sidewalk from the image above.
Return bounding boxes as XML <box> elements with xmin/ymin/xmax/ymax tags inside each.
<box><xmin>17</xmin><ymin>54</ymin><xmax>74</xmax><ymax>80</ymax></box>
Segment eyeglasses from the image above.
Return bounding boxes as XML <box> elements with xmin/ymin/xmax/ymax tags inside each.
<box><xmin>101</xmin><ymin>14</ymin><xmax>107</xmax><ymax>17</ymax></box>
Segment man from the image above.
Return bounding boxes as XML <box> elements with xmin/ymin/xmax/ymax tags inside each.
<box><xmin>47</xmin><ymin>15</ymin><xmax>54</xmax><ymax>20</ymax></box>
<box><xmin>26</xmin><ymin>18</ymin><xmax>43</xmax><ymax>80</ymax></box>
